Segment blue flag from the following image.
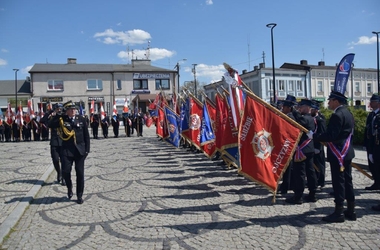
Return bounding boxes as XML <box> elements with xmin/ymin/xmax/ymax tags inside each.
<box><xmin>334</xmin><ymin>53</ymin><xmax>355</xmax><ymax>94</ymax></box>
<box><xmin>200</xmin><ymin>101</ymin><xmax>215</xmax><ymax>146</ymax></box>
<box><xmin>79</xmin><ymin>103</ymin><xmax>84</xmax><ymax>116</ymax></box>
<box><xmin>180</xmin><ymin>97</ymin><xmax>190</xmax><ymax>134</ymax></box>
<box><xmin>164</xmin><ymin>106</ymin><xmax>181</xmax><ymax>148</ymax></box>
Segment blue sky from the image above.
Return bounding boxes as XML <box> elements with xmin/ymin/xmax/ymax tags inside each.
<box><xmin>0</xmin><ymin>0</ymin><xmax>379</xmax><ymax>85</ymax></box>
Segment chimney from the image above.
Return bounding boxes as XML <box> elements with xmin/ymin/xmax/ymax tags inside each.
<box><xmin>67</xmin><ymin>58</ymin><xmax>77</xmax><ymax>64</ymax></box>
<box><xmin>300</xmin><ymin>60</ymin><xmax>308</xmax><ymax>65</ymax></box>
<box><xmin>259</xmin><ymin>62</ymin><xmax>265</xmax><ymax>69</ymax></box>
<box><xmin>254</xmin><ymin>66</ymin><xmax>259</xmax><ymax>71</ymax></box>
<box><xmin>318</xmin><ymin>61</ymin><xmax>325</xmax><ymax>66</ymax></box>
<box><xmin>242</xmin><ymin>69</ymin><xmax>247</xmax><ymax>74</ymax></box>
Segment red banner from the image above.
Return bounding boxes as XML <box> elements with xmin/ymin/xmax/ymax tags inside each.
<box><xmin>185</xmin><ymin>96</ymin><xmax>203</xmax><ymax>149</ymax></box>
<box><xmin>238</xmin><ymin>93</ymin><xmax>302</xmax><ymax>193</ymax></box>
<box><xmin>156</xmin><ymin>107</ymin><xmax>169</xmax><ymax>139</ymax></box>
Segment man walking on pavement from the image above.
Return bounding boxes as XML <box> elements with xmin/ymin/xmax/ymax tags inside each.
<box><xmin>48</xmin><ymin>101</ymin><xmax>90</xmax><ymax>204</ymax></box>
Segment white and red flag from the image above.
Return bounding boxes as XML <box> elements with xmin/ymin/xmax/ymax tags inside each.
<box><xmin>16</xmin><ymin>102</ymin><xmax>24</xmax><ymax>126</ymax></box>
<box><xmin>112</xmin><ymin>100</ymin><xmax>118</xmax><ymax>116</ymax></box>
<box><xmin>37</xmin><ymin>103</ymin><xmax>44</xmax><ymax>122</ymax></box>
<box><xmin>238</xmin><ymin>92</ymin><xmax>302</xmax><ymax>195</ymax></box>
<box><xmin>123</xmin><ymin>98</ymin><xmax>129</xmax><ymax>113</ymax></box>
<box><xmin>100</xmin><ymin>102</ymin><xmax>105</xmax><ymax>120</ymax></box>
<box><xmin>25</xmin><ymin>99</ymin><xmax>35</xmax><ymax>123</ymax></box>
<box><xmin>6</xmin><ymin>103</ymin><xmax>14</xmax><ymax>124</ymax></box>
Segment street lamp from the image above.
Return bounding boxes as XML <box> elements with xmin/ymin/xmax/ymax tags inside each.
<box><xmin>175</xmin><ymin>59</ymin><xmax>187</xmax><ymax>94</ymax></box>
<box><xmin>373</xmin><ymin>31</ymin><xmax>380</xmax><ymax>93</ymax></box>
<box><xmin>266</xmin><ymin>23</ymin><xmax>277</xmax><ymax>104</ymax></box>
<box><xmin>192</xmin><ymin>64</ymin><xmax>197</xmax><ymax>98</ymax></box>
<box><xmin>13</xmin><ymin>68</ymin><xmax>19</xmax><ymax>111</ymax></box>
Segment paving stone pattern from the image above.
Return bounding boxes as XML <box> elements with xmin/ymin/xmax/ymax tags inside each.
<box><xmin>1</xmin><ymin>127</ymin><xmax>380</xmax><ymax>249</ymax></box>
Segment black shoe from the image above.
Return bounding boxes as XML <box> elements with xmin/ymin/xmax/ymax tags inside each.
<box><xmin>343</xmin><ymin>210</ymin><xmax>357</xmax><ymax>221</ymax></box>
<box><xmin>68</xmin><ymin>190</ymin><xmax>73</xmax><ymax>199</ymax></box>
<box><xmin>61</xmin><ymin>179</ymin><xmax>66</xmax><ymax>186</ymax></box>
<box><xmin>285</xmin><ymin>196</ymin><xmax>303</xmax><ymax>205</ymax></box>
<box><xmin>372</xmin><ymin>204</ymin><xmax>380</xmax><ymax>211</ymax></box>
<box><xmin>77</xmin><ymin>198</ymin><xmax>84</xmax><ymax>204</ymax></box>
<box><xmin>277</xmin><ymin>190</ymin><xmax>288</xmax><ymax>195</ymax></box>
<box><xmin>304</xmin><ymin>194</ymin><xmax>317</xmax><ymax>203</ymax></box>
<box><xmin>365</xmin><ymin>184</ymin><xmax>380</xmax><ymax>190</ymax></box>
<box><xmin>322</xmin><ymin>213</ymin><xmax>345</xmax><ymax>223</ymax></box>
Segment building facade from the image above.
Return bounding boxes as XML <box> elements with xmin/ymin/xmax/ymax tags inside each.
<box><xmin>29</xmin><ymin>58</ymin><xmax>177</xmax><ymax>114</ymax></box>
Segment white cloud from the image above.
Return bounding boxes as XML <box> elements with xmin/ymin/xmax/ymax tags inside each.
<box><xmin>206</xmin><ymin>0</ymin><xmax>213</xmax><ymax>5</ymax></box>
<box><xmin>22</xmin><ymin>66</ymin><xmax>33</xmax><ymax>75</ymax></box>
<box><xmin>0</xmin><ymin>58</ymin><xmax>7</xmax><ymax>66</ymax></box>
<box><xmin>1</xmin><ymin>49</ymin><xmax>8</xmax><ymax>53</ymax></box>
<box><xmin>117</xmin><ymin>47</ymin><xmax>176</xmax><ymax>61</ymax></box>
<box><xmin>350</xmin><ymin>35</ymin><xmax>378</xmax><ymax>46</ymax></box>
<box><xmin>94</xmin><ymin>29</ymin><xmax>151</xmax><ymax>45</ymax></box>
<box><xmin>184</xmin><ymin>64</ymin><xmax>225</xmax><ymax>83</ymax></box>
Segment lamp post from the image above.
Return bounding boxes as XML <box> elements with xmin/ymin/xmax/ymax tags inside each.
<box><xmin>351</xmin><ymin>63</ymin><xmax>354</xmax><ymax>106</ymax></box>
<box><xmin>266</xmin><ymin>23</ymin><xmax>277</xmax><ymax>104</ymax></box>
<box><xmin>176</xmin><ymin>59</ymin><xmax>187</xmax><ymax>95</ymax></box>
<box><xmin>192</xmin><ymin>64</ymin><xmax>197</xmax><ymax>98</ymax></box>
<box><xmin>13</xmin><ymin>68</ymin><xmax>19</xmax><ymax>111</ymax></box>
<box><xmin>373</xmin><ymin>31</ymin><xmax>380</xmax><ymax>93</ymax></box>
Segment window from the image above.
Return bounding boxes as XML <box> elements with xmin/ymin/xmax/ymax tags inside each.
<box><xmin>317</xmin><ymin>81</ymin><xmax>323</xmax><ymax>92</ymax></box>
<box><xmin>47</xmin><ymin>80</ymin><xmax>64</xmax><ymax>91</ymax></box>
<box><xmin>288</xmin><ymin>80</ymin><xmax>294</xmax><ymax>91</ymax></box>
<box><xmin>116</xmin><ymin>79</ymin><xmax>122</xmax><ymax>90</ymax></box>
<box><xmin>278</xmin><ymin>80</ymin><xmax>285</xmax><ymax>91</ymax></box>
<box><xmin>367</xmin><ymin>83</ymin><xmax>372</xmax><ymax>93</ymax></box>
<box><xmin>296</xmin><ymin>80</ymin><xmax>302</xmax><ymax>91</ymax></box>
<box><xmin>330</xmin><ymin>81</ymin><xmax>334</xmax><ymax>91</ymax></box>
<box><xmin>355</xmin><ymin>82</ymin><xmax>360</xmax><ymax>92</ymax></box>
<box><xmin>155</xmin><ymin>79</ymin><xmax>170</xmax><ymax>90</ymax></box>
<box><xmin>133</xmin><ymin>79</ymin><xmax>148</xmax><ymax>90</ymax></box>
<box><xmin>87</xmin><ymin>79</ymin><xmax>103</xmax><ymax>90</ymax></box>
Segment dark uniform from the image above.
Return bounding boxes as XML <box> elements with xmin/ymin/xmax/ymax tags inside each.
<box><xmin>278</xmin><ymin>95</ymin><xmax>297</xmax><ymax>194</ymax></box>
<box><xmin>0</xmin><ymin>120</ymin><xmax>4</xmax><ymax>142</ymax></box>
<box><xmin>101</xmin><ymin>115</ymin><xmax>110</xmax><ymax>138</ymax></box>
<box><xmin>43</xmin><ymin>104</ymin><xmax>65</xmax><ymax>185</ymax></box>
<box><xmin>111</xmin><ymin>114</ymin><xmax>120</xmax><ymax>138</ymax></box>
<box><xmin>91</xmin><ymin>114</ymin><xmax>100</xmax><ymax>139</ymax></box>
<box><xmin>31</xmin><ymin>118</ymin><xmax>40</xmax><ymax>141</ymax></box>
<box><xmin>40</xmin><ymin>117</ymin><xmax>49</xmax><ymax>141</ymax></box>
<box><xmin>311</xmin><ymin>100</ymin><xmax>327</xmax><ymax>188</ymax></box>
<box><xmin>286</xmin><ymin>99</ymin><xmax>317</xmax><ymax>204</ymax></box>
<box><xmin>317</xmin><ymin>91</ymin><xmax>355</xmax><ymax>222</ymax></box>
<box><xmin>364</xmin><ymin>94</ymin><xmax>380</xmax><ymax>190</ymax></box>
<box><xmin>12</xmin><ymin>120</ymin><xmax>21</xmax><ymax>142</ymax></box>
<box><xmin>4</xmin><ymin>120</ymin><xmax>12</xmax><ymax>142</ymax></box>
<box><xmin>48</xmin><ymin>101</ymin><xmax>90</xmax><ymax>204</ymax></box>
<box><xmin>136</xmin><ymin>109</ymin><xmax>144</xmax><ymax>137</ymax></box>
<box><xmin>122</xmin><ymin>113</ymin><xmax>131</xmax><ymax>137</ymax></box>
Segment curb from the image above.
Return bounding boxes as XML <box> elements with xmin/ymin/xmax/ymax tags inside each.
<box><xmin>0</xmin><ymin>164</ymin><xmax>54</xmax><ymax>245</ymax></box>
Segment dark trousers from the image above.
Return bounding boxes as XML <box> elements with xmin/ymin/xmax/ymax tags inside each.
<box><xmin>293</xmin><ymin>153</ymin><xmax>317</xmax><ymax>198</ymax></box>
<box><xmin>113</xmin><ymin>126</ymin><xmax>119</xmax><ymax>137</ymax></box>
<box><xmin>61</xmin><ymin>152</ymin><xmax>86</xmax><ymax>198</ymax></box>
<box><xmin>314</xmin><ymin>151</ymin><xmax>326</xmax><ymax>187</ymax></box>
<box><xmin>371</xmin><ymin>152</ymin><xmax>380</xmax><ymax>186</ymax></box>
<box><xmin>92</xmin><ymin>127</ymin><xmax>98</xmax><ymax>138</ymax></box>
<box><xmin>280</xmin><ymin>161</ymin><xmax>293</xmax><ymax>192</ymax></box>
<box><xmin>330</xmin><ymin>157</ymin><xmax>355</xmax><ymax>205</ymax></box>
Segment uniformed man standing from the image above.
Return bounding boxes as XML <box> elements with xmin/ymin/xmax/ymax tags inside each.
<box><xmin>286</xmin><ymin>99</ymin><xmax>318</xmax><ymax>204</ymax></box>
<box><xmin>101</xmin><ymin>113</ymin><xmax>110</xmax><ymax>138</ymax></box>
<box><xmin>111</xmin><ymin>114</ymin><xmax>120</xmax><ymax>138</ymax></box>
<box><xmin>136</xmin><ymin>108</ymin><xmax>144</xmax><ymax>137</ymax></box>
<box><xmin>48</xmin><ymin>101</ymin><xmax>90</xmax><ymax>204</ymax></box>
<box><xmin>364</xmin><ymin>94</ymin><xmax>380</xmax><ymax>190</ymax></box>
<box><xmin>316</xmin><ymin>91</ymin><xmax>356</xmax><ymax>223</ymax></box>
<box><xmin>44</xmin><ymin>103</ymin><xmax>65</xmax><ymax>185</ymax></box>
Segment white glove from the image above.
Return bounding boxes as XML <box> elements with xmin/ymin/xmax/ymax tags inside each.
<box><xmin>307</xmin><ymin>130</ymin><xmax>314</xmax><ymax>139</ymax></box>
<box><xmin>369</xmin><ymin>154</ymin><xmax>374</xmax><ymax>163</ymax></box>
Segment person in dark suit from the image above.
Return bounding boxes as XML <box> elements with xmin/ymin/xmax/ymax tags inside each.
<box><xmin>363</xmin><ymin>94</ymin><xmax>380</xmax><ymax>190</ymax></box>
<box><xmin>101</xmin><ymin>113</ymin><xmax>110</xmax><ymax>138</ymax></box>
<box><xmin>122</xmin><ymin>113</ymin><xmax>131</xmax><ymax>137</ymax></box>
<box><xmin>44</xmin><ymin>103</ymin><xmax>65</xmax><ymax>185</ymax></box>
<box><xmin>311</xmin><ymin>100</ymin><xmax>327</xmax><ymax>189</ymax></box>
<box><xmin>316</xmin><ymin>91</ymin><xmax>356</xmax><ymax>222</ymax></box>
<box><xmin>286</xmin><ymin>99</ymin><xmax>317</xmax><ymax>204</ymax></box>
<box><xmin>91</xmin><ymin>114</ymin><xmax>99</xmax><ymax>139</ymax></box>
<box><xmin>111</xmin><ymin>114</ymin><xmax>120</xmax><ymax>138</ymax></box>
<box><xmin>136</xmin><ymin>108</ymin><xmax>144</xmax><ymax>137</ymax></box>
<box><xmin>48</xmin><ymin>101</ymin><xmax>90</xmax><ymax>204</ymax></box>
<box><xmin>278</xmin><ymin>95</ymin><xmax>297</xmax><ymax>195</ymax></box>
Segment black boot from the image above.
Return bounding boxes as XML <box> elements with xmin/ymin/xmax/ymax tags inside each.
<box><xmin>322</xmin><ymin>204</ymin><xmax>345</xmax><ymax>223</ymax></box>
<box><xmin>304</xmin><ymin>190</ymin><xmax>317</xmax><ymax>202</ymax></box>
<box><xmin>344</xmin><ymin>201</ymin><xmax>356</xmax><ymax>221</ymax></box>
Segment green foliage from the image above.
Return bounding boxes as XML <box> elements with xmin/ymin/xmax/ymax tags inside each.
<box><xmin>319</xmin><ymin>106</ymin><xmax>368</xmax><ymax>145</ymax></box>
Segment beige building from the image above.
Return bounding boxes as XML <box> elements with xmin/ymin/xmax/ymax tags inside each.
<box><xmin>29</xmin><ymin>58</ymin><xmax>176</xmax><ymax>114</ymax></box>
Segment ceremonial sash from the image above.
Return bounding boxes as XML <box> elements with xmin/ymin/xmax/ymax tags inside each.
<box><xmin>294</xmin><ymin>138</ymin><xmax>312</xmax><ymax>162</ymax></box>
<box><xmin>327</xmin><ymin>132</ymin><xmax>352</xmax><ymax>172</ymax></box>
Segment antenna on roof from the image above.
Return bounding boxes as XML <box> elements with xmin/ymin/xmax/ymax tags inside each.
<box><xmin>127</xmin><ymin>45</ymin><xmax>130</xmax><ymax>63</ymax></box>
<box><xmin>322</xmin><ymin>48</ymin><xmax>325</xmax><ymax>61</ymax></box>
<box><xmin>145</xmin><ymin>40</ymin><xmax>150</xmax><ymax>60</ymax></box>
<box><xmin>247</xmin><ymin>35</ymin><xmax>251</xmax><ymax>70</ymax></box>
<box><xmin>262</xmin><ymin>51</ymin><xmax>265</xmax><ymax>64</ymax></box>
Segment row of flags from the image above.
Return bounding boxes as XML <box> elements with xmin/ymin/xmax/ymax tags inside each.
<box><xmin>149</xmin><ymin>54</ymin><xmax>355</xmax><ymax>200</ymax></box>
<box><xmin>1</xmin><ymin>100</ymin><xmax>43</xmax><ymax>126</ymax></box>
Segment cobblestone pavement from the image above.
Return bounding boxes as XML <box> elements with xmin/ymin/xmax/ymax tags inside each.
<box><xmin>1</xmin><ymin>127</ymin><xmax>380</xmax><ymax>249</ymax></box>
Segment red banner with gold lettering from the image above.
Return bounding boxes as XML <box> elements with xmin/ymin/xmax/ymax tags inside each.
<box><xmin>238</xmin><ymin>92</ymin><xmax>302</xmax><ymax>193</ymax></box>
<box><xmin>156</xmin><ymin>107</ymin><xmax>169</xmax><ymax>139</ymax></box>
